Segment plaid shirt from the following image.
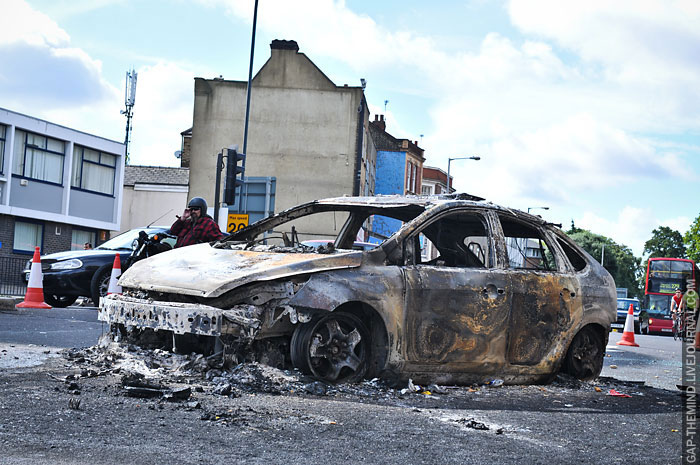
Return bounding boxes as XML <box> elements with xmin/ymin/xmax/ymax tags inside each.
<box><xmin>171</xmin><ymin>215</ymin><xmax>223</xmax><ymax>248</ymax></box>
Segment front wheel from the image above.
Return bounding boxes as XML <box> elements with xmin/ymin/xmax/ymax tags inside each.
<box><xmin>44</xmin><ymin>294</ymin><xmax>78</xmax><ymax>308</ymax></box>
<box><xmin>90</xmin><ymin>264</ymin><xmax>113</xmax><ymax>305</ymax></box>
<box><xmin>290</xmin><ymin>312</ymin><xmax>370</xmax><ymax>384</ymax></box>
<box><xmin>563</xmin><ymin>326</ymin><xmax>604</xmax><ymax>381</ymax></box>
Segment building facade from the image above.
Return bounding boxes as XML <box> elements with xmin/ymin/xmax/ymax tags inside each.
<box><xmin>0</xmin><ymin>108</ymin><xmax>125</xmax><ymax>261</ymax></box>
<box><xmin>368</xmin><ymin>114</ymin><xmax>425</xmax><ymax>240</ymax></box>
<box><xmin>421</xmin><ymin>166</ymin><xmax>450</xmax><ymax>196</ymax></box>
<box><xmin>117</xmin><ymin>165</ymin><xmax>189</xmax><ymax>234</ymax></box>
<box><xmin>188</xmin><ymin>40</ymin><xmax>376</xmax><ymax>242</ymax></box>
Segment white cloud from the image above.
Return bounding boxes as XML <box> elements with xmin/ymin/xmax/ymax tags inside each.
<box><xmin>0</xmin><ymin>0</ymin><xmax>116</xmax><ymax>112</ymax></box>
<box><xmin>577</xmin><ymin>207</ymin><xmax>692</xmax><ymax>256</ymax></box>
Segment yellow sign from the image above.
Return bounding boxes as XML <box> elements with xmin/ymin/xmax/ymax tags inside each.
<box><xmin>227</xmin><ymin>213</ymin><xmax>249</xmax><ymax>233</ymax></box>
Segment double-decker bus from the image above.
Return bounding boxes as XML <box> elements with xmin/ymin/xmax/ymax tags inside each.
<box><xmin>645</xmin><ymin>257</ymin><xmax>699</xmax><ymax>334</ymax></box>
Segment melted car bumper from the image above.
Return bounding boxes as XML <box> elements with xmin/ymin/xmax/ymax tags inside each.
<box><xmin>98</xmin><ymin>294</ymin><xmax>261</xmax><ymax>337</ymax></box>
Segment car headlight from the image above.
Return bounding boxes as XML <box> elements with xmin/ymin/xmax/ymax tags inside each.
<box><xmin>50</xmin><ymin>259</ymin><xmax>83</xmax><ymax>270</ymax></box>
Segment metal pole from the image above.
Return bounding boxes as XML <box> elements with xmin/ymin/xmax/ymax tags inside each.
<box><xmin>447</xmin><ymin>159</ymin><xmax>452</xmax><ymax>193</ymax></box>
<box><xmin>214</xmin><ymin>151</ymin><xmax>223</xmax><ymax>224</ymax></box>
<box><xmin>242</xmin><ymin>0</ymin><xmax>259</xmax><ymax>168</ymax></box>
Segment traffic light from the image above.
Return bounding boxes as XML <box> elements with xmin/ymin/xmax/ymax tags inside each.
<box><xmin>224</xmin><ymin>148</ymin><xmax>245</xmax><ymax>205</ymax></box>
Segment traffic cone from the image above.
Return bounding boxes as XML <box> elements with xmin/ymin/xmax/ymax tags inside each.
<box><xmin>617</xmin><ymin>303</ymin><xmax>639</xmax><ymax>347</ymax></box>
<box><xmin>16</xmin><ymin>247</ymin><xmax>51</xmax><ymax>309</ymax></box>
<box><xmin>107</xmin><ymin>254</ymin><xmax>122</xmax><ymax>296</ymax></box>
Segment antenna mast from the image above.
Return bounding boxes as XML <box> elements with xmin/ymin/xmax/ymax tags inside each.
<box><xmin>121</xmin><ymin>68</ymin><xmax>137</xmax><ymax>164</ymax></box>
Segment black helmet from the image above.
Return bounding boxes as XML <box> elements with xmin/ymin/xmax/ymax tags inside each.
<box><xmin>187</xmin><ymin>197</ymin><xmax>208</xmax><ymax>211</ymax></box>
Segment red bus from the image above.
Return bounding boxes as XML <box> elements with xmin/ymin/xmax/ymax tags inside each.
<box><xmin>645</xmin><ymin>257</ymin><xmax>699</xmax><ymax>334</ymax></box>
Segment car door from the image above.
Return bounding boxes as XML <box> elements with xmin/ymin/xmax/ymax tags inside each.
<box><xmin>401</xmin><ymin>210</ymin><xmax>512</xmax><ymax>373</ymax></box>
<box><xmin>496</xmin><ymin>214</ymin><xmax>582</xmax><ymax>366</ymax></box>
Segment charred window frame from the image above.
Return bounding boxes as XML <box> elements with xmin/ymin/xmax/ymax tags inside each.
<box><xmin>403</xmin><ymin>210</ymin><xmax>492</xmax><ymax>268</ymax></box>
<box><xmin>555</xmin><ymin>236</ymin><xmax>587</xmax><ymax>272</ymax></box>
<box><xmin>498</xmin><ymin>215</ymin><xmax>559</xmax><ymax>272</ymax></box>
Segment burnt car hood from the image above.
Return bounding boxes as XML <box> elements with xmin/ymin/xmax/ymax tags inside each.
<box><xmin>118</xmin><ymin>243</ymin><xmax>363</xmax><ymax>298</ymax></box>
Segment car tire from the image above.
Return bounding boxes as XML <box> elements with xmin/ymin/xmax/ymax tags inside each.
<box><xmin>563</xmin><ymin>326</ymin><xmax>604</xmax><ymax>381</ymax></box>
<box><xmin>290</xmin><ymin>311</ymin><xmax>370</xmax><ymax>384</ymax></box>
<box><xmin>90</xmin><ymin>264</ymin><xmax>113</xmax><ymax>306</ymax></box>
<box><xmin>44</xmin><ymin>294</ymin><xmax>78</xmax><ymax>308</ymax></box>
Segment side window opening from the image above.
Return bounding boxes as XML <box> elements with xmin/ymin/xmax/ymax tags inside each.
<box><xmin>407</xmin><ymin>212</ymin><xmax>490</xmax><ymax>268</ymax></box>
<box><xmin>499</xmin><ymin>216</ymin><xmax>557</xmax><ymax>271</ymax></box>
<box><xmin>556</xmin><ymin>237</ymin><xmax>587</xmax><ymax>272</ymax></box>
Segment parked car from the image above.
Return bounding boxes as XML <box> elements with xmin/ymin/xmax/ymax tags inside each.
<box><xmin>100</xmin><ymin>195</ymin><xmax>616</xmax><ymax>385</ymax></box>
<box><xmin>23</xmin><ymin>227</ymin><xmax>174</xmax><ymax>307</ymax></box>
<box><xmin>612</xmin><ymin>298</ymin><xmax>649</xmax><ymax>334</ymax></box>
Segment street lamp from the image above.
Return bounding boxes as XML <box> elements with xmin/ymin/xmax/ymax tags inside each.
<box><xmin>446</xmin><ymin>156</ymin><xmax>480</xmax><ymax>193</ymax></box>
<box><xmin>527</xmin><ymin>206</ymin><xmax>549</xmax><ymax>214</ymax></box>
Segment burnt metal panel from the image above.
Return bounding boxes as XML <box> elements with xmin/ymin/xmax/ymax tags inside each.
<box><xmin>402</xmin><ymin>267</ymin><xmax>512</xmax><ymax>372</ymax></box>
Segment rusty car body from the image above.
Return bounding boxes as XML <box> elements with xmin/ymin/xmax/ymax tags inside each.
<box><xmin>99</xmin><ymin>194</ymin><xmax>616</xmax><ymax>385</ymax></box>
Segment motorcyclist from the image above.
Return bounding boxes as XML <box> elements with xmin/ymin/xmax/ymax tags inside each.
<box><xmin>170</xmin><ymin>197</ymin><xmax>224</xmax><ymax>248</ymax></box>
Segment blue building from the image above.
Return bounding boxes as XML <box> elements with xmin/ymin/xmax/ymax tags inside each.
<box><xmin>368</xmin><ymin>115</ymin><xmax>425</xmax><ymax>241</ymax></box>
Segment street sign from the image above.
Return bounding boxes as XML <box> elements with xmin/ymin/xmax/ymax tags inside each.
<box><xmin>227</xmin><ymin>213</ymin><xmax>249</xmax><ymax>233</ymax></box>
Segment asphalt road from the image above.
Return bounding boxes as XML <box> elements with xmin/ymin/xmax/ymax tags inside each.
<box><xmin>0</xmin><ymin>306</ymin><xmax>688</xmax><ymax>464</ymax></box>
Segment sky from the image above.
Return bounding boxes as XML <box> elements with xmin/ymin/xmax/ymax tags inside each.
<box><xmin>2</xmin><ymin>0</ymin><xmax>699</xmax><ymax>257</ymax></box>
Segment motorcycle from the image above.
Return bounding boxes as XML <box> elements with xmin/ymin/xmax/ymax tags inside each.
<box><xmin>92</xmin><ymin>230</ymin><xmax>174</xmax><ymax>304</ymax></box>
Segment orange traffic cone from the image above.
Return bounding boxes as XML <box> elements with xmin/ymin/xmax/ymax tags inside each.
<box><xmin>617</xmin><ymin>303</ymin><xmax>639</xmax><ymax>347</ymax></box>
<box><xmin>16</xmin><ymin>247</ymin><xmax>51</xmax><ymax>309</ymax></box>
<box><xmin>106</xmin><ymin>254</ymin><xmax>122</xmax><ymax>296</ymax></box>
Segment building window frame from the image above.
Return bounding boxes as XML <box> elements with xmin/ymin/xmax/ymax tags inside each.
<box><xmin>12</xmin><ymin>129</ymin><xmax>65</xmax><ymax>185</ymax></box>
<box><xmin>13</xmin><ymin>219</ymin><xmax>44</xmax><ymax>255</ymax></box>
<box><xmin>71</xmin><ymin>145</ymin><xmax>117</xmax><ymax>196</ymax></box>
<box><xmin>71</xmin><ymin>228</ymin><xmax>97</xmax><ymax>250</ymax></box>
<box><xmin>0</xmin><ymin>124</ymin><xmax>6</xmax><ymax>175</ymax></box>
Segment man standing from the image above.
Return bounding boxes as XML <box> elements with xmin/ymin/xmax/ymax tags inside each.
<box><xmin>171</xmin><ymin>197</ymin><xmax>224</xmax><ymax>248</ymax></box>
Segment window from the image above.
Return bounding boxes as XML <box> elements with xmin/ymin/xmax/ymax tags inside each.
<box><xmin>556</xmin><ymin>238</ymin><xmax>587</xmax><ymax>271</ymax></box>
<box><xmin>71</xmin><ymin>145</ymin><xmax>117</xmax><ymax>195</ymax></box>
<box><xmin>500</xmin><ymin>216</ymin><xmax>556</xmax><ymax>271</ymax></box>
<box><xmin>14</xmin><ymin>221</ymin><xmax>43</xmax><ymax>253</ymax></box>
<box><xmin>411</xmin><ymin>212</ymin><xmax>490</xmax><ymax>268</ymax></box>
<box><xmin>422</xmin><ymin>185</ymin><xmax>432</xmax><ymax>195</ymax></box>
<box><xmin>12</xmin><ymin>129</ymin><xmax>65</xmax><ymax>184</ymax></box>
<box><xmin>0</xmin><ymin>124</ymin><xmax>6</xmax><ymax>174</ymax></box>
<box><xmin>71</xmin><ymin>229</ymin><xmax>96</xmax><ymax>250</ymax></box>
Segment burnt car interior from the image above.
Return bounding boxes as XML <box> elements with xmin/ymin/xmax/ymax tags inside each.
<box><xmin>406</xmin><ymin>212</ymin><xmax>490</xmax><ymax>268</ymax></box>
<box><xmin>499</xmin><ymin>216</ymin><xmax>556</xmax><ymax>271</ymax></box>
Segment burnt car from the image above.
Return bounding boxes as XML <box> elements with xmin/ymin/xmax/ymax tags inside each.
<box><xmin>99</xmin><ymin>194</ymin><xmax>616</xmax><ymax>385</ymax></box>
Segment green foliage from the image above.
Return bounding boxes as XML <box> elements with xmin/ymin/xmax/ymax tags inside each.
<box><xmin>643</xmin><ymin>226</ymin><xmax>686</xmax><ymax>258</ymax></box>
<box><xmin>685</xmin><ymin>213</ymin><xmax>700</xmax><ymax>263</ymax></box>
<box><xmin>567</xmin><ymin>229</ymin><xmax>642</xmax><ymax>298</ymax></box>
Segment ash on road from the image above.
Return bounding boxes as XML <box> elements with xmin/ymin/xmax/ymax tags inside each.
<box><xmin>0</xmin><ymin>337</ymin><xmax>683</xmax><ymax>465</ymax></box>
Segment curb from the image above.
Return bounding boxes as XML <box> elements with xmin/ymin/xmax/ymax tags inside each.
<box><xmin>0</xmin><ymin>297</ymin><xmax>23</xmax><ymax>311</ymax></box>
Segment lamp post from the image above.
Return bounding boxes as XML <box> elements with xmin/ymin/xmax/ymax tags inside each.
<box><xmin>446</xmin><ymin>156</ymin><xmax>480</xmax><ymax>193</ymax></box>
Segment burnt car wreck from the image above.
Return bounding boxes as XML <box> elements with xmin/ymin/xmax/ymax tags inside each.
<box><xmin>99</xmin><ymin>194</ymin><xmax>616</xmax><ymax>385</ymax></box>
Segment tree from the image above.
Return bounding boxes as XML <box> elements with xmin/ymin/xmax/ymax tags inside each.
<box><xmin>685</xmin><ymin>213</ymin><xmax>700</xmax><ymax>263</ymax></box>
<box><xmin>567</xmin><ymin>229</ymin><xmax>643</xmax><ymax>298</ymax></box>
<box><xmin>643</xmin><ymin>226</ymin><xmax>686</xmax><ymax>258</ymax></box>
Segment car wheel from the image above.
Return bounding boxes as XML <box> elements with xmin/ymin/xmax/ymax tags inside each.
<box><xmin>563</xmin><ymin>326</ymin><xmax>604</xmax><ymax>381</ymax></box>
<box><xmin>44</xmin><ymin>294</ymin><xmax>78</xmax><ymax>308</ymax></box>
<box><xmin>90</xmin><ymin>264</ymin><xmax>113</xmax><ymax>305</ymax></box>
<box><xmin>290</xmin><ymin>311</ymin><xmax>370</xmax><ymax>383</ymax></box>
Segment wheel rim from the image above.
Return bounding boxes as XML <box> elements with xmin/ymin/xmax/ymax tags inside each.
<box><xmin>99</xmin><ymin>274</ymin><xmax>110</xmax><ymax>297</ymax></box>
<box><xmin>569</xmin><ymin>330</ymin><xmax>601</xmax><ymax>379</ymax></box>
<box><xmin>303</xmin><ymin>313</ymin><xmax>368</xmax><ymax>383</ymax></box>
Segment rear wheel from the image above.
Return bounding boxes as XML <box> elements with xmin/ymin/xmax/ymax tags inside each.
<box><xmin>563</xmin><ymin>326</ymin><xmax>604</xmax><ymax>381</ymax></box>
<box><xmin>44</xmin><ymin>294</ymin><xmax>77</xmax><ymax>308</ymax></box>
<box><xmin>90</xmin><ymin>264</ymin><xmax>113</xmax><ymax>305</ymax></box>
<box><xmin>290</xmin><ymin>311</ymin><xmax>370</xmax><ymax>383</ymax></box>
